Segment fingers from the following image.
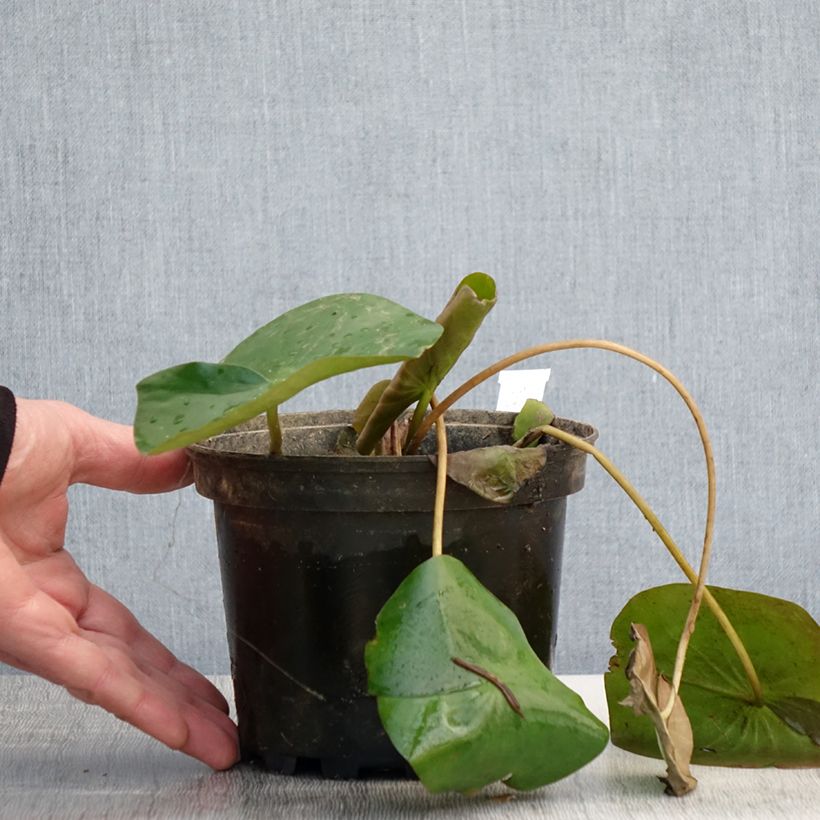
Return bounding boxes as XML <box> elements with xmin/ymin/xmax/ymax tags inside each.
<box><xmin>60</xmin><ymin>403</ymin><xmax>192</xmax><ymax>493</ymax></box>
<box><xmin>59</xmin><ymin>634</ymin><xmax>239</xmax><ymax>770</ymax></box>
<box><xmin>0</xmin><ymin>579</ymin><xmax>238</xmax><ymax>770</ymax></box>
<box><xmin>81</xmin><ymin>585</ymin><xmax>230</xmax><ymax>715</ymax></box>
<box><xmin>79</xmin><ymin>624</ymin><xmax>236</xmax><ymax>730</ymax></box>
<box><xmin>61</xmin><ymin>636</ymin><xmax>191</xmax><ymax>748</ymax></box>
<box><xmin>75</xmin><ymin>587</ymin><xmax>238</xmax><ymax>767</ymax></box>
<box><xmin>18</xmin><ymin>558</ymin><xmax>229</xmax><ymax>716</ymax></box>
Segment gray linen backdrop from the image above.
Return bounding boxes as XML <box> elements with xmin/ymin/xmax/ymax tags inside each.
<box><xmin>2</xmin><ymin>1</ymin><xmax>817</xmax><ymax>676</ymax></box>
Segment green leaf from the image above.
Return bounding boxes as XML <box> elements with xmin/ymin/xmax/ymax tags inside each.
<box><xmin>768</xmin><ymin>697</ymin><xmax>820</xmax><ymax>745</ymax></box>
<box><xmin>366</xmin><ymin>555</ymin><xmax>609</xmax><ymax>793</ymax></box>
<box><xmin>513</xmin><ymin>399</ymin><xmax>556</xmax><ymax>443</ymax></box>
<box><xmin>605</xmin><ymin>584</ymin><xmax>820</xmax><ymax>767</ymax></box>
<box><xmin>223</xmin><ymin>294</ymin><xmax>441</xmax><ymax>379</ymax></box>
<box><xmin>355</xmin><ymin>273</ymin><xmax>497</xmax><ymax>454</ymax></box>
<box><xmin>133</xmin><ymin>362</ymin><xmax>271</xmax><ymax>455</ymax></box>
<box><xmin>134</xmin><ymin>294</ymin><xmax>443</xmax><ymax>453</ymax></box>
<box><xmin>443</xmin><ymin>445</ymin><xmax>546</xmax><ymax>503</ymax></box>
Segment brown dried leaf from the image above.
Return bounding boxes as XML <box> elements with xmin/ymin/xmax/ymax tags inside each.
<box><xmin>442</xmin><ymin>445</ymin><xmax>546</xmax><ymax>504</ymax></box>
<box><xmin>620</xmin><ymin>623</ymin><xmax>698</xmax><ymax>797</ymax></box>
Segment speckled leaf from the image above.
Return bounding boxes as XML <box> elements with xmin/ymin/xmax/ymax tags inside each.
<box><xmin>606</xmin><ymin>584</ymin><xmax>820</xmax><ymax>767</ymax></box>
<box><xmin>443</xmin><ymin>445</ymin><xmax>546</xmax><ymax>503</ymax></box>
<box><xmin>133</xmin><ymin>362</ymin><xmax>271</xmax><ymax>454</ymax></box>
<box><xmin>134</xmin><ymin>294</ymin><xmax>443</xmax><ymax>453</ymax></box>
<box><xmin>355</xmin><ymin>273</ymin><xmax>497</xmax><ymax>454</ymax></box>
<box><xmin>366</xmin><ymin>555</ymin><xmax>609</xmax><ymax>793</ymax></box>
<box><xmin>513</xmin><ymin>399</ymin><xmax>556</xmax><ymax>443</ymax></box>
<box><xmin>223</xmin><ymin>294</ymin><xmax>441</xmax><ymax>379</ymax></box>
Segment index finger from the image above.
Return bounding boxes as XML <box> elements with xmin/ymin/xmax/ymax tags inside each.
<box><xmin>66</xmin><ymin>407</ymin><xmax>192</xmax><ymax>493</ymax></box>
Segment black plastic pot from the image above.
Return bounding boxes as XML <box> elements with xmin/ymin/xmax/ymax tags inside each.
<box><xmin>189</xmin><ymin>410</ymin><xmax>596</xmax><ymax>778</ymax></box>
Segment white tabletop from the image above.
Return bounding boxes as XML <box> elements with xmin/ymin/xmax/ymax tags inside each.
<box><xmin>0</xmin><ymin>674</ymin><xmax>817</xmax><ymax>819</ymax></box>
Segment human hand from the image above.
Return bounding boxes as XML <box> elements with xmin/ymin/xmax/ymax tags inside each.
<box><xmin>0</xmin><ymin>399</ymin><xmax>239</xmax><ymax>769</ymax></box>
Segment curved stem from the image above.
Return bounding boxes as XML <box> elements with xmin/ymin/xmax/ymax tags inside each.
<box><xmin>407</xmin><ymin>342</ymin><xmax>716</xmax><ymax>687</ymax></box>
<box><xmin>409</xmin><ymin>344</ymin><xmax>716</xmax><ymax>563</ymax></box>
<box><xmin>540</xmin><ymin>424</ymin><xmax>763</xmax><ymax>704</ymax></box>
<box><xmin>431</xmin><ymin>397</ymin><xmax>447</xmax><ymax>558</ymax></box>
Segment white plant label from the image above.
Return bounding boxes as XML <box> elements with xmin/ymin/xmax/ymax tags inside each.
<box><xmin>495</xmin><ymin>369</ymin><xmax>551</xmax><ymax>412</ymax></box>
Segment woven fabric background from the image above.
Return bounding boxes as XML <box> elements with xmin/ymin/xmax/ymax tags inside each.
<box><xmin>1</xmin><ymin>1</ymin><xmax>817</xmax><ymax>674</ymax></box>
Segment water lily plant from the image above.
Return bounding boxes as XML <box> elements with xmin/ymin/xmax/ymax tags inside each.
<box><xmin>134</xmin><ymin>274</ymin><xmax>819</xmax><ymax>796</ymax></box>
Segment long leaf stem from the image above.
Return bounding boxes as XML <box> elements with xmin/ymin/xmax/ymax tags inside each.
<box><xmin>431</xmin><ymin>397</ymin><xmax>447</xmax><ymax>558</ymax></box>
<box><xmin>539</xmin><ymin>424</ymin><xmax>763</xmax><ymax>704</ymax></box>
<box><xmin>406</xmin><ymin>339</ymin><xmax>763</xmax><ymax>705</ymax></box>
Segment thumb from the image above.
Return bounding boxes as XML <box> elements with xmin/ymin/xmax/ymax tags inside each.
<box><xmin>66</xmin><ymin>406</ymin><xmax>192</xmax><ymax>494</ymax></box>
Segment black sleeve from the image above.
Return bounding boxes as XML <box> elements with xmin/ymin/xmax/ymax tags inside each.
<box><xmin>0</xmin><ymin>387</ymin><xmax>17</xmax><ymax>489</ymax></box>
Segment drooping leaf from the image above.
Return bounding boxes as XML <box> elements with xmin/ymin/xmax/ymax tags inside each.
<box><xmin>606</xmin><ymin>584</ymin><xmax>820</xmax><ymax>767</ymax></box>
<box><xmin>366</xmin><ymin>555</ymin><xmax>609</xmax><ymax>793</ymax></box>
<box><xmin>134</xmin><ymin>294</ymin><xmax>443</xmax><ymax>453</ymax></box>
<box><xmin>355</xmin><ymin>273</ymin><xmax>497</xmax><ymax>454</ymax></box>
<box><xmin>513</xmin><ymin>399</ymin><xmax>556</xmax><ymax>443</ymax></box>
<box><xmin>620</xmin><ymin>623</ymin><xmax>697</xmax><ymax>796</ymax></box>
<box><xmin>441</xmin><ymin>445</ymin><xmax>546</xmax><ymax>503</ymax></box>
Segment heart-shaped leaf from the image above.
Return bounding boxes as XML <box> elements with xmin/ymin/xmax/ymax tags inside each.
<box><xmin>606</xmin><ymin>584</ymin><xmax>820</xmax><ymax>767</ymax></box>
<box><xmin>134</xmin><ymin>294</ymin><xmax>443</xmax><ymax>453</ymax></box>
<box><xmin>355</xmin><ymin>273</ymin><xmax>497</xmax><ymax>454</ymax></box>
<box><xmin>366</xmin><ymin>555</ymin><xmax>609</xmax><ymax>793</ymax></box>
<box><xmin>442</xmin><ymin>445</ymin><xmax>546</xmax><ymax>503</ymax></box>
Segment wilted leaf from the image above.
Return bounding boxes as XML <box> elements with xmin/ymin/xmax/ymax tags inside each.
<box><xmin>442</xmin><ymin>445</ymin><xmax>546</xmax><ymax>503</ymax></box>
<box><xmin>366</xmin><ymin>555</ymin><xmax>609</xmax><ymax>793</ymax></box>
<box><xmin>134</xmin><ymin>294</ymin><xmax>443</xmax><ymax>453</ymax></box>
<box><xmin>355</xmin><ymin>273</ymin><xmax>496</xmax><ymax>454</ymax></box>
<box><xmin>620</xmin><ymin>623</ymin><xmax>697</xmax><ymax>796</ymax></box>
<box><xmin>606</xmin><ymin>584</ymin><xmax>820</xmax><ymax>767</ymax></box>
<box><xmin>513</xmin><ymin>399</ymin><xmax>555</xmax><ymax>443</ymax></box>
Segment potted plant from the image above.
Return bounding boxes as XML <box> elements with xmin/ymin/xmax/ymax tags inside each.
<box><xmin>133</xmin><ymin>274</ymin><xmax>819</xmax><ymax>797</ymax></box>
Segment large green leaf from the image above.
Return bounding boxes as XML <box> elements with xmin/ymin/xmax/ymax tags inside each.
<box><xmin>606</xmin><ymin>584</ymin><xmax>820</xmax><ymax>767</ymax></box>
<box><xmin>134</xmin><ymin>294</ymin><xmax>443</xmax><ymax>453</ymax></box>
<box><xmin>355</xmin><ymin>273</ymin><xmax>497</xmax><ymax>454</ymax></box>
<box><xmin>366</xmin><ymin>555</ymin><xmax>609</xmax><ymax>793</ymax></box>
